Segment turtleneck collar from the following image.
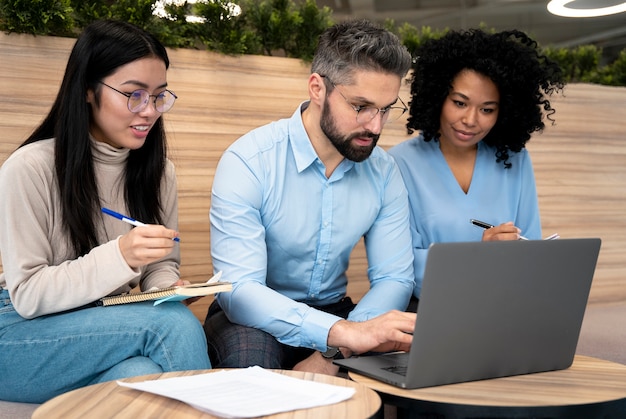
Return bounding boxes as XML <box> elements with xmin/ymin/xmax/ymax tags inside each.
<box><xmin>90</xmin><ymin>136</ymin><xmax>130</xmax><ymax>167</ymax></box>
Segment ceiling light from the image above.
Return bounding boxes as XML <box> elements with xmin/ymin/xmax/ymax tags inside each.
<box><xmin>547</xmin><ymin>0</ymin><xmax>626</xmax><ymax>17</ymax></box>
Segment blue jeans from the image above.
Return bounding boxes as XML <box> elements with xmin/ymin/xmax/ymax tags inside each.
<box><xmin>0</xmin><ymin>289</ymin><xmax>211</xmax><ymax>403</ymax></box>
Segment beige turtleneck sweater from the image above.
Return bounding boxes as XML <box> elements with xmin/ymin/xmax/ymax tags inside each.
<box><xmin>0</xmin><ymin>138</ymin><xmax>180</xmax><ymax>319</ymax></box>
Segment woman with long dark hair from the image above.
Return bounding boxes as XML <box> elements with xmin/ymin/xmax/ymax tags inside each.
<box><xmin>0</xmin><ymin>20</ymin><xmax>210</xmax><ymax>403</ymax></box>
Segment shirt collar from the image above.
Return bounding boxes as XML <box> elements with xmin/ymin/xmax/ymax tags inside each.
<box><xmin>288</xmin><ymin>101</ymin><xmax>318</xmax><ymax>173</ymax></box>
<box><xmin>287</xmin><ymin>101</ymin><xmax>355</xmax><ymax>176</ymax></box>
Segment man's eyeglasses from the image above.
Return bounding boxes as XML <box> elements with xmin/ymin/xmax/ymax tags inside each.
<box><xmin>322</xmin><ymin>76</ymin><xmax>407</xmax><ymax>125</ymax></box>
<box><xmin>99</xmin><ymin>82</ymin><xmax>178</xmax><ymax>113</ymax></box>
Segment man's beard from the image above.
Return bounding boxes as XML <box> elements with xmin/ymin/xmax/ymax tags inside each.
<box><xmin>320</xmin><ymin>99</ymin><xmax>379</xmax><ymax>162</ymax></box>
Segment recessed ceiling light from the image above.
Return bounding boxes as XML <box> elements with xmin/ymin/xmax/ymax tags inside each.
<box><xmin>547</xmin><ymin>0</ymin><xmax>626</xmax><ymax>17</ymax></box>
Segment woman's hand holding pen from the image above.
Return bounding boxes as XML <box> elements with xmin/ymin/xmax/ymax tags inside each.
<box><xmin>118</xmin><ymin>225</ymin><xmax>180</xmax><ymax>268</ymax></box>
<box><xmin>101</xmin><ymin>208</ymin><xmax>180</xmax><ymax>268</ymax></box>
<box><xmin>479</xmin><ymin>221</ymin><xmax>524</xmax><ymax>242</ymax></box>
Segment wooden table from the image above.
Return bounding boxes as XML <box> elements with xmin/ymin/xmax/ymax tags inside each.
<box><xmin>33</xmin><ymin>369</ymin><xmax>381</xmax><ymax>419</ymax></box>
<box><xmin>349</xmin><ymin>355</ymin><xmax>626</xmax><ymax>418</ymax></box>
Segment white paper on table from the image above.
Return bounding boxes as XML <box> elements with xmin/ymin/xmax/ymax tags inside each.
<box><xmin>117</xmin><ymin>366</ymin><xmax>355</xmax><ymax>418</ymax></box>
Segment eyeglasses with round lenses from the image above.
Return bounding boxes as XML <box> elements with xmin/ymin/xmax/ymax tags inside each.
<box><xmin>322</xmin><ymin>76</ymin><xmax>407</xmax><ymax>125</ymax></box>
<box><xmin>99</xmin><ymin>81</ymin><xmax>178</xmax><ymax>113</ymax></box>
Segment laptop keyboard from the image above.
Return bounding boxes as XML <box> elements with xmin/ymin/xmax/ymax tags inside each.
<box><xmin>382</xmin><ymin>365</ymin><xmax>407</xmax><ymax>376</ymax></box>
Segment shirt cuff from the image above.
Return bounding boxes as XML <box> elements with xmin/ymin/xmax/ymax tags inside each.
<box><xmin>302</xmin><ymin>307</ymin><xmax>343</xmax><ymax>351</ymax></box>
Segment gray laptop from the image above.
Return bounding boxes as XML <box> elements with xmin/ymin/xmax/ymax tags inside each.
<box><xmin>334</xmin><ymin>238</ymin><xmax>601</xmax><ymax>389</ymax></box>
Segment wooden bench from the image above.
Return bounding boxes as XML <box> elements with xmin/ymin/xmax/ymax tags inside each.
<box><xmin>2</xmin><ymin>33</ymin><xmax>626</xmax><ymax>325</ymax></box>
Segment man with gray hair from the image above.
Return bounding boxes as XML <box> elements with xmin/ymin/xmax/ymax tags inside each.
<box><xmin>204</xmin><ymin>19</ymin><xmax>416</xmax><ymax>375</ymax></box>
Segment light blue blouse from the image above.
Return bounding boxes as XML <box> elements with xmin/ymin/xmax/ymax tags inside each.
<box><xmin>210</xmin><ymin>103</ymin><xmax>414</xmax><ymax>351</ymax></box>
<box><xmin>389</xmin><ymin>135</ymin><xmax>541</xmax><ymax>298</ymax></box>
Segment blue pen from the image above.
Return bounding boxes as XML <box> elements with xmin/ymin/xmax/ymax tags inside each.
<box><xmin>102</xmin><ymin>207</ymin><xmax>180</xmax><ymax>242</ymax></box>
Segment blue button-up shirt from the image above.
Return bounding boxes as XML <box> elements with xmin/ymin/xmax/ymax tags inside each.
<box><xmin>211</xmin><ymin>102</ymin><xmax>414</xmax><ymax>351</ymax></box>
<box><xmin>389</xmin><ymin>135</ymin><xmax>541</xmax><ymax>298</ymax></box>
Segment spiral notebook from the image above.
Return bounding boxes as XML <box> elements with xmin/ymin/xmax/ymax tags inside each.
<box><xmin>98</xmin><ymin>272</ymin><xmax>231</xmax><ymax>306</ymax></box>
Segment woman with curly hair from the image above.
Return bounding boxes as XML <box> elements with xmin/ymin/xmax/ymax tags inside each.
<box><xmin>388</xmin><ymin>28</ymin><xmax>565</xmax><ymax>305</ymax></box>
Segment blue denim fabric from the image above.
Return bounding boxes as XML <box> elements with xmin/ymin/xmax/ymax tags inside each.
<box><xmin>0</xmin><ymin>289</ymin><xmax>211</xmax><ymax>403</ymax></box>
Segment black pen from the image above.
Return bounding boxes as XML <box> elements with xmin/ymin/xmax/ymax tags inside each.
<box><xmin>470</xmin><ymin>218</ymin><xmax>528</xmax><ymax>240</ymax></box>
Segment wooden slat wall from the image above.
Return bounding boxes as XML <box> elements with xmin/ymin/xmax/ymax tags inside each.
<box><xmin>527</xmin><ymin>84</ymin><xmax>626</xmax><ymax>305</ymax></box>
<box><xmin>1</xmin><ymin>33</ymin><xmax>625</xmax><ymax>323</ymax></box>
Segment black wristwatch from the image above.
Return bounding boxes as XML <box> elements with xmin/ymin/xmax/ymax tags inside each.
<box><xmin>320</xmin><ymin>346</ymin><xmax>344</xmax><ymax>360</ymax></box>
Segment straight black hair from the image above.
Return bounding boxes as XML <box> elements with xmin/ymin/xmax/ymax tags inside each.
<box><xmin>22</xmin><ymin>19</ymin><xmax>170</xmax><ymax>257</ymax></box>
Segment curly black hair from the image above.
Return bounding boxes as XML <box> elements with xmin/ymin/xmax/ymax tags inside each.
<box><xmin>407</xmin><ymin>29</ymin><xmax>565</xmax><ymax>168</ymax></box>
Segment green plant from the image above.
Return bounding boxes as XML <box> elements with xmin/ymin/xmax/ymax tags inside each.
<box><xmin>0</xmin><ymin>0</ymin><xmax>74</xmax><ymax>36</ymax></box>
<box><xmin>69</xmin><ymin>0</ymin><xmax>109</xmax><ymax>28</ymax></box>
<box><xmin>543</xmin><ymin>44</ymin><xmax>602</xmax><ymax>83</ymax></box>
<box><xmin>395</xmin><ymin>22</ymin><xmax>445</xmax><ymax>57</ymax></box>
<box><xmin>285</xmin><ymin>0</ymin><xmax>332</xmax><ymax>61</ymax></box>
<box><xmin>592</xmin><ymin>49</ymin><xmax>626</xmax><ymax>86</ymax></box>
<box><xmin>1</xmin><ymin>0</ymin><xmax>625</xmax><ymax>87</ymax></box>
<box><xmin>241</xmin><ymin>0</ymin><xmax>300</xmax><ymax>56</ymax></box>
<box><xmin>151</xmin><ymin>1</ymin><xmax>205</xmax><ymax>49</ymax></box>
<box><xmin>195</xmin><ymin>0</ymin><xmax>259</xmax><ymax>54</ymax></box>
<box><xmin>70</xmin><ymin>0</ymin><xmax>163</xmax><ymax>34</ymax></box>
<box><xmin>238</xmin><ymin>0</ymin><xmax>332</xmax><ymax>59</ymax></box>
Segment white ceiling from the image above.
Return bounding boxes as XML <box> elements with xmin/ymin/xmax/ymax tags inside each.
<box><xmin>314</xmin><ymin>0</ymin><xmax>626</xmax><ymax>63</ymax></box>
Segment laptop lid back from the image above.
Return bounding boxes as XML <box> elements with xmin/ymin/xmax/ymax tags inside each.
<box><xmin>402</xmin><ymin>238</ymin><xmax>601</xmax><ymax>388</ymax></box>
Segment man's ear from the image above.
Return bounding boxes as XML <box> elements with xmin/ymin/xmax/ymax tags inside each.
<box><xmin>308</xmin><ymin>73</ymin><xmax>327</xmax><ymax>106</ymax></box>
